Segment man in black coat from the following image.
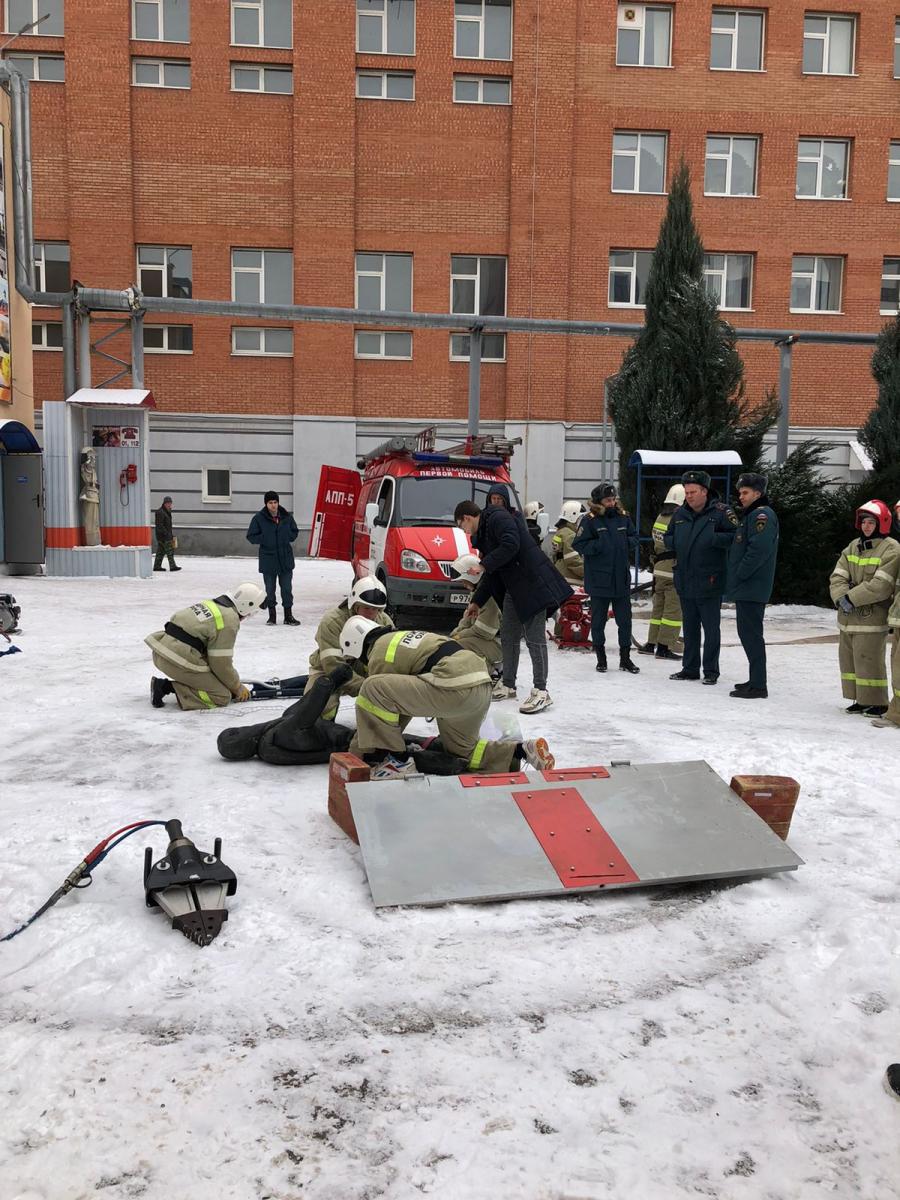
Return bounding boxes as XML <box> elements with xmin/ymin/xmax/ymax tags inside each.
<box><xmin>455</xmin><ymin>485</ymin><xmax>572</xmax><ymax>715</ymax></box>
<box><xmin>246</xmin><ymin>490</ymin><xmax>301</xmax><ymax>626</ymax></box>
<box><xmin>153</xmin><ymin>496</ymin><xmax>181</xmax><ymax>572</ymax></box>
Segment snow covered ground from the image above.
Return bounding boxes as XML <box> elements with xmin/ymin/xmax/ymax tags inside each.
<box><xmin>1</xmin><ymin>556</ymin><xmax>898</xmax><ymax>1200</ymax></box>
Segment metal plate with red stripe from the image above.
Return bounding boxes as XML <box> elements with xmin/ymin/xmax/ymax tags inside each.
<box><xmin>512</xmin><ymin>786</ymin><xmax>639</xmax><ymax>888</ymax></box>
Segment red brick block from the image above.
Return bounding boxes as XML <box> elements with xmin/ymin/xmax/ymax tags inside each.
<box><xmin>730</xmin><ymin>775</ymin><xmax>800</xmax><ymax>842</ymax></box>
<box><xmin>327</xmin><ymin>752</ymin><xmax>371</xmax><ymax>844</ymax></box>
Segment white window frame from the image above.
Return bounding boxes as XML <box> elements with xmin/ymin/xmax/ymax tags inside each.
<box><xmin>33</xmin><ymin>240</ymin><xmax>69</xmax><ymax>293</ymax></box>
<box><xmin>611</xmin><ymin>130</ymin><xmax>668</xmax><ymax>194</ymax></box>
<box><xmin>230</xmin><ymin>0</ymin><xmax>291</xmax><ymax>49</ymax></box>
<box><xmin>704</xmin><ymin>134</ymin><xmax>759</xmax><ymax>197</ymax></box>
<box><xmin>131</xmin><ymin>57</ymin><xmax>191</xmax><ymax>88</ymax></box>
<box><xmin>895</xmin><ymin>17</ymin><xmax>900</xmax><ymax>79</ymax></box>
<box><xmin>454</xmin><ymin>0</ymin><xmax>513</xmax><ymax>62</ymax></box>
<box><xmin>889</xmin><ymin>141</ymin><xmax>900</xmax><ymax>201</ymax></box>
<box><xmin>790</xmin><ymin>255</ymin><xmax>843</xmax><ymax>314</ymax></box>
<box><xmin>452</xmin><ymin>74</ymin><xmax>511</xmax><ymax>104</ymax></box>
<box><xmin>231</xmin><ymin>249</ymin><xmax>293</xmax><ymax>305</ymax></box>
<box><xmin>230</xmin><ymin>63</ymin><xmax>293</xmax><ymax>93</ymax></box>
<box><xmin>880</xmin><ymin>257</ymin><xmax>900</xmax><ymax>315</ymax></box>
<box><xmin>143</xmin><ymin>324</ymin><xmax>194</xmax><ymax>354</ymax></box>
<box><xmin>136</xmin><ymin>246</ymin><xmax>192</xmax><ymax>299</ymax></box>
<box><xmin>131</xmin><ymin>0</ymin><xmax>189</xmax><ymax>43</ymax></box>
<box><xmin>449</xmin><ymin>255</ymin><xmax>507</xmax><ymax>362</ymax></box>
<box><xmin>202</xmin><ymin>466</ymin><xmax>232</xmax><ymax>504</ymax></box>
<box><xmin>355</xmin><ymin>252</ymin><xmax>413</xmax><ymax>312</ymax></box>
<box><xmin>32</xmin><ymin>320</ymin><xmax>63</xmax><ymax>350</ymax></box>
<box><xmin>616</xmin><ymin>4</ymin><xmax>673</xmax><ymax>68</ymax></box>
<box><xmin>703</xmin><ymin>252</ymin><xmax>754</xmax><ymax>311</ymax></box>
<box><xmin>709</xmin><ymin>7</ymin><xmax>765</xmax><ymax>72</ymax></box>
<box><xmin>3</xmin><ymin>52</ymin><xmax>65</xmax><ymax>81</ymax></box>
<box><xmin>608</xmin><ymin>249</ymin><xmax>653</xmax><ymax>308</ymax></box>
<box><xmin>355</xmin><ymin>70</ymin><xmax>415</xmax><ymax>100</ymax></box>
<box><xmin>802</xmin><ymin>13</ymin><xmax>856</xmax><ymax>76</ymax></box>
<box><xmin>4</xmin><ymin>0</ymin><xmax>63</xmax><ymax>35</ymax></box>
<box><xmin>795</xmin><ymin>137</ymin><xmax>850</xmax><ymax>200</ymax></box>
<box><xmin>231</xmin><ymin>327</ymin><xmax>294</xmax><ymax>356</ymax></box>
<box><xmin>354</xmin><ymin>331</ymin><xmax>413</xmax><ymax>360</ymax></box>
<box><xmin>355</xmin><ymin>0</ymin><xmax>415</xmax><ymax>56</ymax></box>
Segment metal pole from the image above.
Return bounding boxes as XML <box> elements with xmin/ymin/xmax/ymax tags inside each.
<box><xmin>131</xmin><ymin>310</ymin><xmax>145</xmax><ymax>388</ymax></box>
<box><xmin>633</xmin><ymin>463</ymin><xmax>642</xmax><ymax>585</ymax></box>
<box><xmin>467</xmin><ymin>325</ymin><xmax>482</xmax><ymax>437</ymax></box>
<box><xmin>61</xmin><ymin>300</ymin><xmax>76</xmax><ymax>397</ymax></box>
<box><xmin>77</xmin><ymin>311</ymin><xmax>91</xmax><ymax>388</ymax></box>
<box><xmin>776</xmin><ymin>337</ymin><xmax>795</xmax><ymax>465</ymax></box>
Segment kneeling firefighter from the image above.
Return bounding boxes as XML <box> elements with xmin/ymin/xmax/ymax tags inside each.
<box><xmin>340</xmin><ymin>617</ymin><xmax>556</xmax><ymax>779</ymax></box>
<box><xmin>304</xmin><ymin>574</ymin><xmax>394</xmax><ymax>719</ymax></box>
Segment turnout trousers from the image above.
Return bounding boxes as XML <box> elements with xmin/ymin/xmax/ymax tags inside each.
<box><xmin>839</xmin><ymin>630</ymin><xmax>889</xmax><ymax>707</ymax></box>
<box><xmin>680</xmin><ymin>596</ymin><xmax>723</xmax><ymax>679</ymax></box>
<box><xmin>884</xmin><ymin>632</ymin><xmax>900</xmax><ymax>727</ymax></box>
<box><xmin>647</xmin><ymin>573</ymin><xmax>682</xmax><ymax>647</ymax></box>
<box><xmin>735</xmin><ymin>600</ymin><xmax>768</xmax><ymax>690</ymax></box>
<box><xmin>351</xmin><ymin>676</ymin><xmax>519</xmax><ymax>774</ymax></box>
<box><xmin>588</xmin><ymin>594</ymin><xmax>632</xmax><ymax>653</ymax></box>
<box><xmin>151</xmin><ymin>649</ymin><xmax>231</xmax><ymax>711</ymax></box>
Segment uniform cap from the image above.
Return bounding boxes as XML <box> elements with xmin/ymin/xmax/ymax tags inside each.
<box><xmin>681</xmin><ymin>470</ymin><xmax>711</xmax><ymax>489</ymax></box>
<box><xmin>736</xmin><ymin>472</ymin><xmax>767</xmax><ymax>493</ymax></box>
<box><xmin>590</xmin><ymin>483</ymin><xmax>617</xmax><ymax>503</ymax></box>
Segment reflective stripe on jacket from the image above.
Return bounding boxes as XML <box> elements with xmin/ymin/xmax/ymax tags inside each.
<box><xmin>365</xmin><ymin>630</ymin><xmax>491</xmax><ymax>689</ymax></box>
<box><xmin>309</xmin><ymin>600</ymin><xmax>393</xmax><ymax>674</ymax></box>
<box><xmin>145</xmin><ymin>597</ymin><xmax>242</xmax><ymax>693</ymax></box>
<box><xmin>830</xmin><ymin>536</ymin><xmax>900</xmax><ymax>634</ymax></box>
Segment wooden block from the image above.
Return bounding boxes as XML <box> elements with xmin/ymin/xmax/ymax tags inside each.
<box><xmin>328</xmin><ymin>752</ymin><xmax>370</xmax><ymax>844</ymax></box>
<box><xmin>730</xmin><ymin>775</ymin><xmax>800</xmax><ymax>841</ymax></box>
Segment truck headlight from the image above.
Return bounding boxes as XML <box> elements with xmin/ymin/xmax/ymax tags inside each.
<box><xmin>400</xmin><ymin>549</ymin><xmax>430</xmax><ymax>574</ymax></box>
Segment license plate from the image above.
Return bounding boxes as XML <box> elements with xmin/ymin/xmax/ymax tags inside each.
<box><xmin>450</xmin><ymin>592</ymin><xmax>469</xmax><ymax>605</ymax></box>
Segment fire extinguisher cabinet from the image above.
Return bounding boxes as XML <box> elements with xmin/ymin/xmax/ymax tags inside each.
<box><xmin>43</xmin><ymin>389</ymin><xmax>156</xmax><ymax>579</ymax></box>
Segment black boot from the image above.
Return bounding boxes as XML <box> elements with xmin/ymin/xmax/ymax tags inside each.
<box><xmin>595</xmin><ymin>648</ymin><xmax>607</xmax><ymax>673</ymax></box>
<box><xmin>637</xmin><ymin>641</ymin><xmax>656</xmax><ymax>655</ymax></box>
<box><xmin>283</xmin><ymin>607</ymin><xmax>300</xmax><ymax>626</ymax></box>
<box><xmin>266</xmin><ymin>605</ymin><xmax>277</xmax><ymax>626</ymax></box>
<box><xmin>655</xmin><ymin>645</ymin><xmax>681</xmax><ymax>661</ymax></box>
<box><xmin>151</xmin><ymin>677</ymin><xmax>175</xmax><ymax>707</ymax></box>
<box><xmin>619</xmin><ymin>650</ymin><xmax>640</xmax><ymax>674</ymax></box>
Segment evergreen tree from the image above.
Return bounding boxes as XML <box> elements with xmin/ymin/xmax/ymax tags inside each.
<box><xmin>859</xmin><ymin>316</ymin><xmax>900</xmax><ymax>473</ymax></box>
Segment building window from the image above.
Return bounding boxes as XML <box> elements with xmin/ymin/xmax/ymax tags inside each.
<box><xmin>710</xmin><ymin>8</ymin><xmax>764</xmax><ymax>71</ymax></box>
<box><xmin>4</xmin><ymin>52</ymin><xmax>65</xmax><ymax>80</ymax></box>
<box><xmin>453</xmin><ymin>75</ymin><xmax>510</xmax><ymax>104</ymax></box>
<box><xmin>356</xmin><ymin>0</ymin><xmax>415</xmax><ymax>55</ymax></box>
<box><xmin>32</xmin><ymin>321</ymin><xmax>63</xmax><ymax>350</ymax></box>
<box><xmin>355</xmin><ymin>331</ymin><xmax>413</xmax><ymax>359</ymax></box>
<box><xmin>790</xmin><ymin>255</ymin><xmax>843</xmax><ymax>312</ymax></box>
<box><xmin>454</xmin><ymin>0</ymin><xmax>512</xmax><ymax>61</ymax></box>
<box><xmin>450</xmin><ymin>255</ymin><xmax>506</xmax><ymax>361</ymax></box>
<box><xmin>33</xmin><ymin>241</ymin><xmax>70</xmax><ymax>293</ymax></box>
<box><xmin>616</xmin><ymin>4</ymin><xmax>672</xmax><ymax>67</ymax></box>
<box><xmin>802</xmin><ymin>13</ymin><xmax>855</xmax><ymax>75</ymax></box>
<box><xmin>703</xmin><ymin>253</ymin><xmax>753</xmax><ymax>310</ymax></box>
<box><xmin>612</xmin><ymin>131</ymin><xmax>667</xmax><ymax>194</ymax></box>
<box><xmin>132</xmin><ymin>0</ymin><xmax>189</xmax><ymax>43</ymax></box>
<box><xmin>704</xmin><ymin>135</ymin><xmax>758</xmax><ymax>196</ymax></box>
<box><xmin>143</xmin><ymin>325</ymin><xmax>194</xmax><ymax>352</ymax></box>
<box><xmin>880</xmin><ymin>257</ymin><xmax>900</xmax><ymax>314</ymax></box>
<box><xmin>132</xmin><ymin>58</ymin><xmax>191</xmax><ymax>88</ymax></box>
<box><xmin>232</xmin><ymin>327</ymin><xmax>293</xmax><ymax>355</ymax></box>
<box><xmin>5</xmin><ymin>0</ymin><xmax>63</xmax><ymax>36</ymax></box>
<box><xmin>231</xmin><ymin>0</ymin><xmax>291</xmax><ymax>49</ymax></box>
<box><xmin>202</xmin><ymin>467</ymin><xmax>231</xmax><ymax>503</ymax></box>
<box><xmin>895</xmin><ymin>18</ymin><xmax>900</xmax><ymax>78</ymax></box>
<box><xmin>889</xmin><ymin>141</ymin><xmax>900</xmax><ymax>200</ymax></box>
<box><xmin>137</xmin><ymin>246</ymin><xmax>192</xmax><ymax>298</ymax></box>
<box><xmin>608</xmin><ymin>249</ymin><xmax>653</xmax><ymax>307</ymax></box>
<box><xmin>356</xmin><ymin>70</ymin><xmax>414</xmax><ymax>100</ymax></box>
<box><xmin>355</xmin><ymin>252</ymin><xmax>413</xmax><ymax>359</ymax></box>
<box><xmin>231</xmin><ymin>249</ymin><xmax>292</xmax><ymax>305</ymax></box>
<box><xmin>795</xmin><ymin>138</ymin><xmax>849</xmax><ymax>200</ymax></box>
<box><xmin>231</xmin><ymin>64</ymin><xmax>292</xmax><ymax>93</ymax></box>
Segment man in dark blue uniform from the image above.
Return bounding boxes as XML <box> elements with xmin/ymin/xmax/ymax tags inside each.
<box><xmin>664</xmin><ymin>470</ymin><xmax>737</xmax><ymax>685</ymax></box>
<box><xmin>572</xmin><ymin>483</ymin><xmax>640</xmax><ymax>674</ymax></box>
<box><xmin>725</xmin><ymin>472</ymin><xmax>779</xmax><ymax>699</ymax></box>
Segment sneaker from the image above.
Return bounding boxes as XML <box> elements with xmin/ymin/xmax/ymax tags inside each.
<box><xmin>885</xmin><ymin>1064</ymin><xmax>900</xmax><ymax>1099</ymax></box>
<box><xmin>369</xmin><ymin>754</ymin><xmax>419</xmax><ymax>781</ymax></box>
<box><xmin>492</xmin><ymin>680</ymin><xmax>517</xmax><ymax>700</ymax></box>
<box><xmin>637</xmin><ymin>641</ymin><xmax>656</xmax><ymax>655</ymax></box>
<box><xmin>150</xmin><ymin>676</ymin><xmax>174</xmax><ymax>707</ymax></box>
<box><xmin>863</xmin><ymin>705</ymin><xmax>888</xmax><ymax>717</ymax></box>
<box><xmin>519</xmin><ymin>688</ymin><xmax>552</xmax><ymax>714</ymax></box>
<box><xmin>521</xmin><ymin>737</ymin><xmax>556</xmax><ymax>771</ymax></box>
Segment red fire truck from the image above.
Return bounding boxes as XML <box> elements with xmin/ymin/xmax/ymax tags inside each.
<box><xmin>308</xmin><ymin>428</ymin><xmax>521</xmax><ymax>626</ymax></box>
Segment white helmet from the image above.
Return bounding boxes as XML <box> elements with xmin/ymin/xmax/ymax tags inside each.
<box><xmin>665</xmin><ymin>484</ymin><xmax>686</xmax><ymax>506</ymax></box>
<box><xmin>524</xmin><ymin>500</ymin><xmax>544</xmax><ymax>521</ymax></box>
<box><xmin>348</xmin><ymin>575</ymin><xmax>387</xmax><ymax>611</ymax></box>
<box><xmin>558</xmin><ymin>500</ymin><xmax>585</xmax><ymax>524</ymax></box>
<box><xmin>229</xmin><ymin>582</ymin><xmax>266</xmax><ymax>618</ymax></box>
<box><xmin>339</xmin><ymin>615</ymin><xmax>379</xmax><ymax>660</ymax></box>
<box><xmin>449</xmin><ymin>553</ymin><xmax>483</xmax><ymax>584</ymax></box>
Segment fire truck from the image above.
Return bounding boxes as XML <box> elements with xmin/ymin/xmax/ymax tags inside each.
<box><xmin>308</xmin><ymin>427</ymin><xmax>521</xmax><ymax>626</ymax></box>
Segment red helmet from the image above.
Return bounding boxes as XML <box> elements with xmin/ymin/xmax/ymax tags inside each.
<box><xmin>855</xmin><ymin>500</ymin><xmax>892</xmax><ymax>536</ymax></box>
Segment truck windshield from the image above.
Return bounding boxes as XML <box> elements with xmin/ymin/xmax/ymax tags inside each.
<box><xmin>395</xmin><ymin>476</ymin><xmax>519</xmax><ymax>525</ymax></box>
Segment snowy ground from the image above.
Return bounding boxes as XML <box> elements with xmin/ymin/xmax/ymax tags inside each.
<box><xmin>1</xmin><ymin>557</ymin><xmax>898</xmax><ymax>1200</ymax></box>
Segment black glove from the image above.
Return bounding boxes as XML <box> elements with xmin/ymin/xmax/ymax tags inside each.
<box><xmin>837</xmin><ymin>596</ymin><xmax>854</xmax><ymax>614</ymax></box>
<box><xmin>328</xmin><ymin>662</ymin><xmax>354</xmax><ymax>688</ymax></box>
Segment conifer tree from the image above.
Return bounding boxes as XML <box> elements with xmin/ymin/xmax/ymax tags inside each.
<box><xmin>859</xmin><ymin>316</ymin><xmax>900</xmax><ymax>473</ymax></box>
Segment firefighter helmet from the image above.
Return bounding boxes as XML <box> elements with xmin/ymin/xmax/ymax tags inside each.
<box><xmin>448</xmin><ymin>553</ymin><xmax>483</xmax><ymax>584</ymax></box>
<box><xmin>855</xmin><ymin>500</ymin><xmax>892</xmax><ymax>536</ymax></box>
<box><xmin>664</xmin><ymin>484</ymin><xmax>685</xmax><ymax>506</ymax></box>
<box><xmin>339</xmin><ymin>615</ymin><xmax>379</xmax><ymax>660</ymax></box>
<box><xmin>558</xmin><ymin>500</ymin><xmax>586</xmax><ymax>524</ymax></box>
<box><xmin>229</xmin><ymin>582</ymin><xmax>267</xmax><ymax>618</ymax></box>
<box><xmin>524</xmin><ymin>500</ymin><xmax>544</xmax><ymax>521</ymax></box>
<box><xmin>348</xmin><ymin>575</ymin><xmax>388</xmax><ymax>611</ymax></box>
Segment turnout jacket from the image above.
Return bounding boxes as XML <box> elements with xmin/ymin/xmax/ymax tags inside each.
<box><xmin>154</xmin><ymin>505</ymin><xmax>173</xmax><ymax>542</ymax></box>
<box><xmin>450</xmin><ymin>595</ymin><xmax>502</xmax><ymax>662</ymax></box>
<box><xmin>650</xmin><ymin>507</ymin><xmax>676</xmax><ymax>579</ymax></box>
<box><xmin>364</xmin><ymin>629</ymin><xmax>491</xmax><ymax>690</ymax></box>
<box><xmin>664</xmin><ymin>495</ymin><xmax>737</xmax><ymax>599</ymax></box>
<box><xmin>309</xmin><ymin>600</ymin><xmax>393</xmax><ymax>675</ymax></box>
<box><xmin>889</xmin><ymin>570</ymin><xmax>900</xmax><ymax>632</ymax></box>
<box><xmin>550</xmin><ymin>523</ymin><xmax>585</xmax><ymax>583</ymax></box>
<box><xmin>572</xmin><ymin>503</ymin><xmax>636</xmax><ymax>598</ymax></box>
<box><xmin>145</xmin><ymin>596</ymin><xmax>242</xmax><ymax>694</ymax></box>
<box><xmin>471</xmin><ymin>504</ymin><xmax>573</xmax><ymax>621</ymax></box>
<box><xmin>725</xmin><ymin>495</ymin><xmax>779</xmax><ymax>603</ymax></box>
<box><xmin>829</xmin><ymin>535</ymin><xmax>900</xmax><ymax>634</ymax></box>
<box><xmin>246</xmin><ymin>504</ymin><xmax>299</xmax><ymax>573</ymax></box>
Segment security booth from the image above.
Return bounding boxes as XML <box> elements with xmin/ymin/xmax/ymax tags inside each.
<box><xmin>628</xmin><ymin>449</ymin><xmax>742</xmax><ymax>583</ymax></box>
<box><xmin>42</xmin><ymin>388</ymin><xmax>156</xmax><ymax>578</ymax></box>
<box><xmin>0</xmin><ymin>418</ymin><xmax>43</xmax><ymax>573</ymax></box>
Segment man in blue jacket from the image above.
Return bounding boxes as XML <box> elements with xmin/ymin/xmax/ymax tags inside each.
<box><xmin>664</xmin><ymin>470</ymin><xmax>737</xmax><ymax>685</ymax></box>
<box><xmin>246</xmin><ymin>490</ymin><xmax>300</xmax><ymax>626</ymax></box>
<box><xmin>455</xmin><ymin>485</ymin><xmax>572</xmax><ymax>715</ymax></box>
<box><xmin>572</xmin><ymin>483</ymin><xmax>640</xmax><ymax>675</ymax></box>
<box><xmin>725</xmin><ymin>472</ymin><xmax>779</xmax><ymax>699</ymax></box>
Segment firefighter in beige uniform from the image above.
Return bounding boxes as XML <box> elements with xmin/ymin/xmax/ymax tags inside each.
<box><xmin>550</xmin><ymin>502</ymin><xmax>586</xmax><ymax>584</ymax></box>
<box><xmin>146</xmin><ymin>582</ymin><xmax>266</xmax><ymax>710</ymax></box>
<box><xmin>639</xmin><ymin>484</ymin><xmax>684</xmax><ymax>660</ymax></box>
<box><xmin>340</xmin><ymin>617</ymin><xmax>555</xmax><ymax>778</ymax></box>
<box><xmin>873</xmin><ymin>500</ymin><xmax>900</xmax><ymax>729</ymax></box>
<box><xmin>304</xmin><ymin>576</ymin><xmax>394</xmax><ymax>719</ymax></box>
<box><xmin>448</xmin><ymin>553</ymin><xmax>501</xmax><ymax>669</ymax></box>
<box><xmin>829</xmin><ymin>501</ymin><xmax>900</xmax><ymax>715</ymax></box>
